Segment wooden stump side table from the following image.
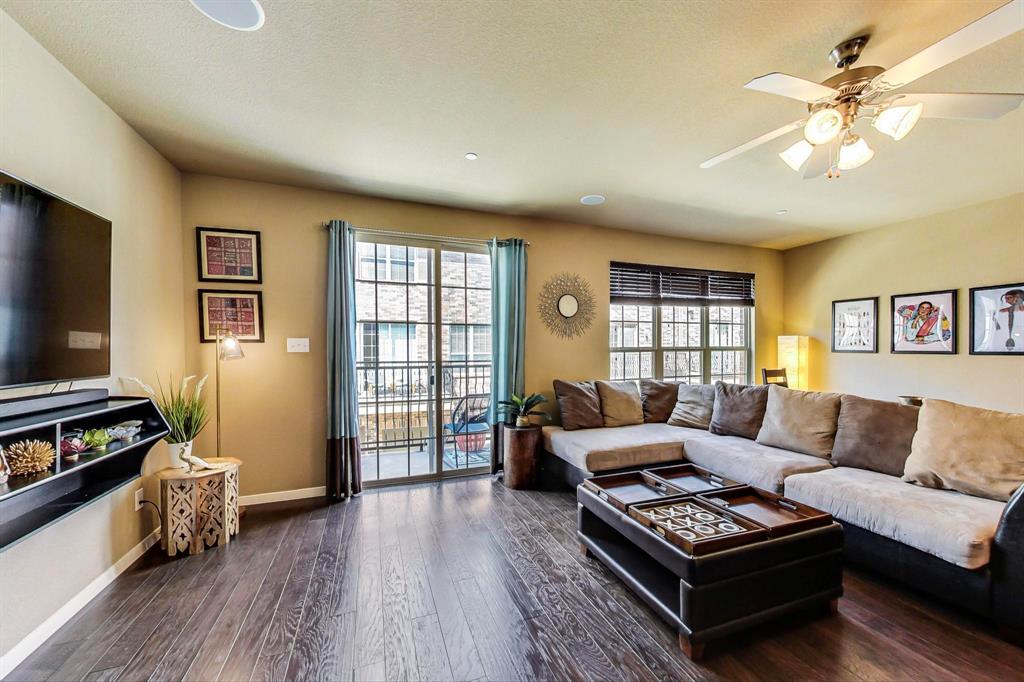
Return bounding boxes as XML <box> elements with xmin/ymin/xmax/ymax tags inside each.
<box><xmin>502</xmin><ymin>425</ymin><xmax>541</xmax><ymax>490</ymax></box>
<box><xmin>156</xmin><ymin>457</ymin><xmax>242</xmax><ymax>557</ymax></box>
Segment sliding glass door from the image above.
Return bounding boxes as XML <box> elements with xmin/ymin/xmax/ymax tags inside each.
<box><xmin>354</xmin><ymin>235</ymin><xmax>492</xmax><ymax>484</ymax></box>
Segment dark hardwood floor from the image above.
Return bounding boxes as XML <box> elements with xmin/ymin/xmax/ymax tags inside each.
<box><xmin>11</xmin><ymin>476</ymin><xmax>1024</xmax><ymax>682</ymax></box>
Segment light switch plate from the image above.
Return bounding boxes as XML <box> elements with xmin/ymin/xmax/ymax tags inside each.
<box><xmin>68</xmin><ymin>330</ymin><xmax>102</xmax><ymax>349</ymax></box>
<box><xmin>287</xmin><ymin>337</ymin><xmax>310</xmax><ymax>353</ymax></box>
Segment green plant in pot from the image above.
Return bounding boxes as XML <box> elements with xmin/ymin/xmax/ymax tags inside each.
<box><xmin>127</xmin><ymin>374</ymin><xmax>209</xmax><ymax>469</ymax></box>
<box><xmin>499</xmin><ymin>393</ymin><xmax>549</xmax><ymax>427</ymax></box>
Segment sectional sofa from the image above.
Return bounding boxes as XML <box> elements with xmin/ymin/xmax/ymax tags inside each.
<box><xmin>542</xmin><ymin>379</ymin><xmax>1023</xmax><ymax>634</ymax></box>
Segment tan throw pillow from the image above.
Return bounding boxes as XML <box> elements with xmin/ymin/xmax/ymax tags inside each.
<box><xmin>903</xmin><ymin>399</ymin><xmax>1024</xmax><ymax>502</ymax></box>
<box><xmin>639</xmin><ymin>380</ymin><xmax>680</xmax><ymax>423</ymax></box>
<box><xmin>596</xmin><ymin>381</ymin><xmax>644</xmax><ymax>427</ymax></box>
<box><xmin>756</xmin><ymin>385</ymin><xmax>841</xmax><ymax>458</ymax></box>
<box><xmin>709</xmin><ymin>382</ymin><xmax>769</xmax><ymax>440</ymax></box>
<box><xmin>553</xmin><ymin>380</ymin><xmax>603</xmax><ymax>430</ymax></box>
<box><xmin>668</xmin><ymin>384</ymin><xmax>716</xmax><ymax>429</ymax></box>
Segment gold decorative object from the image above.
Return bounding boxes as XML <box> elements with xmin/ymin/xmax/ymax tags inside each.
<box><xmin>537</xmin><ymin>272</ymin><xmax>595</xmax><ymax>339</ymax></box>
<box><xmin>5</xmin><ymin>439</ymin><xmax>56</xmax><ymax>476</ymax></box>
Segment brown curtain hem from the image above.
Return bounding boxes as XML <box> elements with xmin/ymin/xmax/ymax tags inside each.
<box><xmin>327</xmin><ymin>436</ymin><xmax>362</xmax><ymax>500</ymax></box>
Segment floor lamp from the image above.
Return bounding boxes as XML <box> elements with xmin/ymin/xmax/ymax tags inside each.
<box><xmin>216</xmin><ymin>328</ymin><xmax>245</xmax><ymax>457</ymax></box>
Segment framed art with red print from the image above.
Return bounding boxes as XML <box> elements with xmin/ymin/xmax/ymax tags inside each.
<box><xmin>196</xmin><ymin>226</ymin><xmax>262</xmax><ymax>283</ymax></box>
<box><xmin>198</xmin><ymin>289</ymin><xmax>265</xmax><ymax>343</ymax></box>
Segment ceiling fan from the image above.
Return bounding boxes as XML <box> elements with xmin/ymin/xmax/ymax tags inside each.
<box><xmin>700</xmin><ymin>0</ymin><xmax>1024</xmax><ymax>179</ymax></box>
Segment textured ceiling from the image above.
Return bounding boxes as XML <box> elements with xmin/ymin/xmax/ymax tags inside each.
<box><xmin>2</xmin><ymin>0</ymin><xmax>1022</xmax><ymax>249</ymax></box>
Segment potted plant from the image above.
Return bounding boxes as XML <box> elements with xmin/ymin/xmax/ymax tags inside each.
<box><xmin>127</xmin><ymin>374</ymin><xmax>209</xmax><ymax>469</ymax></box>
<box><xmin>498</xmin><ymin>393</ymin><xmax>549</xmax><ymax>428</ymax></box>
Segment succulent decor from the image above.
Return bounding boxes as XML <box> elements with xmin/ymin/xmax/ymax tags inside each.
<box><xmin>6</xmin><ymin>439</ymin><xmax>56</xmax><ymax>476</ymax></box>
<box><xmin>498</xmin><ymin>393</ymin><xmax>549</xmax><ymax>427</ymax></box>
<box><xmin>60</xmin><ymin>437</ymin><xmax>89</xmax><ymax>461</ymax></box>
<box><xmin>84</xmin><ymin>428</ymin><xmax>114</xmax><ymax>451</ymax></box>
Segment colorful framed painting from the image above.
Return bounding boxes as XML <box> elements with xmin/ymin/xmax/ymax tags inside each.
<box><xmin>198</xmin><ymin>289</ymin><xmax>265</xmax><ymax>343</ymax></box>
<box><xmin>891</xmin><ymin>289</ymin><xmax>957</xmax><ymax>355</ymax></box>
<box><xmin>832</xmin><ymin>297</ymin><xmax>878</xmax><ymax>353</ymax></box>
<box><xmin>196</xmin><ymin>226</ymin><xmax>262</xmax><ymax>283</ymax></box>
<box><xmin>970</xmin><ymin>282</ymin><xmax>1024</xmax><ymax>355</ymax></box>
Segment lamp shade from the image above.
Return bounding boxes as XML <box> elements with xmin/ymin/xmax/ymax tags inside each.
<box><xmin>872</xmin><ymin>103</ymin><xmax>923</xmax><ymax>141</ymax></box>
<box><xmin>779</xmin><ymin>140</ymin><xmax>814</xmax><ymax>172</ymax></box>
<box><xmin>218</xmin><ymin>330</ymin><xmax>245</xmax><ymax>361</ymax></box>
<box><xmin>777</xmin><ymin>335</ymin><xmax>809</xmax><ymax>391</ymax></box>
<box><xmin>838</xmin><ymin>135</ymin><xmax>874</xmax><ymax>170</ymax></box>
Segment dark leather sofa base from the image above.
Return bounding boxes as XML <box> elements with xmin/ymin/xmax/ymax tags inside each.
<box><xmin>577</xmin><ymin>486</ymin><xmax>843</xmax><ymax>659</ymax></box>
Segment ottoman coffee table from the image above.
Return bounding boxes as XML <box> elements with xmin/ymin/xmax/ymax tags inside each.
<box><xmin>577</xmin><ymin>465</ymin><xmax>843</xmax><ymax>660</ymax></box>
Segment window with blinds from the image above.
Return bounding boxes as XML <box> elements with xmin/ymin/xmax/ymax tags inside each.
<box><xmin>609</xmin><ymin>262</ymin><xmax>754</xmax><ymax>384</ymax></box>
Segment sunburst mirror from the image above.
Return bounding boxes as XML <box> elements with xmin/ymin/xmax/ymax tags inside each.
<box><xmin>538</xmin><ymin>272</ymin><xmax>595</xmax><ymax>339</ymax></box>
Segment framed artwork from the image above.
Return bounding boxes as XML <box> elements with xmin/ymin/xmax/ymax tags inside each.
<box><xmin>196</xmin><ymin>226</ymin><xmax>262</xmax><ymax>283</ymax></box>
<box><xmin>198</xmin><ymin>289</ymin><xmax>265</xmax><ymax>343</ymax></box>
<box><xmin>891</xmin><ymin>289</ymin><xmax>957</xmax><ymax>354</ymax></box>
<box><xmin>970</xmin><ymin>282</ymin><xmax>1024</xmax><ymax>355</ymax></box>
<box><xmin>831</xmin><ymin>297</ymin><xmax>878</xmax><ymax>353</ymax></box>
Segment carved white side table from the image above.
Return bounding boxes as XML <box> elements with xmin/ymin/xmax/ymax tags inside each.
<box><xmin>156</xmin><ymin>457</ymin><xmax>241</xmax><ymax>557</ymax></box>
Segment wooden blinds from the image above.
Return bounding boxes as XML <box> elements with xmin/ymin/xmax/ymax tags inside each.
<box><xmin>609</xmin><ymin>261</ymin><xmax>755</xmax><ymax>306</ymax></box>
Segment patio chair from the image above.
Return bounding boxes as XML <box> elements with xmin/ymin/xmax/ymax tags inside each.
<box><xmin>443</xmin><ymin>393</ymin><xmax>491</xmax><ymax>467</ymax></box>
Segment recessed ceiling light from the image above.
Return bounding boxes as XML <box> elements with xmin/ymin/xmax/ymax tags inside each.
<box><xmin>464</xmin><ymin>152</ymin><xmax>478</xmax><ymax>160</ymax></box>
<box><xmin>190</xmin><ymin>0</ymin><xmax>265</xmax><ymax>31</ymax></box>
<box><xmin>580</xmin><ymin>194</ymin><xmax>605</xmax><ymax>206</ymax></box>
<box><xmin>775</xmin><ymin>209</ymin><xmax>789</xmax><ymax>215</ymax></box>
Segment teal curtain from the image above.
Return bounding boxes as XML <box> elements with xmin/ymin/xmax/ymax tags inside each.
<box><xmin>488</xmin><ymin>238</ymin><xmax>527</xmax><ymax>474</ymax></box>
<box><xmin>326</xmin><ymin>220</ymin><xmax>362</xmax><ymax>499</ymax></box>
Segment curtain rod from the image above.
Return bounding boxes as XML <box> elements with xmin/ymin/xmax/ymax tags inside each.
<box><xmin>323</xmin><ymin>222</ymin><xmax>530</xmax><ymax>246</ymax></box>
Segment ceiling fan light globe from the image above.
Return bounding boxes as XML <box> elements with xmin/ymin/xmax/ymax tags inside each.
<box><xmin>837</xmin><ymin>135</ymin><xmax>875</xmax><ymax>170</ymax></box>
<box><xmin>873</xmin><ymin>103</ymin><xmax>924</xmax><ymax>141</ymax></box>
<box><xmin>803</xmin><ymin>108</ymin><xmax>843</xmax><ymax>145</ymax></box>
<box><xmin>779</xmin><ymin>140</ymin><xmax>815</xmax><ymax>172</ymax></box>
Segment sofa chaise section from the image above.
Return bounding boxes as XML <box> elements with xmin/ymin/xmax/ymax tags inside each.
<box><xmin>542</xmin><ymin>423</ymin><xmax>713</xmax><ymax>474</ymax></box>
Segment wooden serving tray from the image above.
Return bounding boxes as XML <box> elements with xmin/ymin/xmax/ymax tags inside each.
<box><xmin>698</xmin><ymin>486</ymin><xmax>832</xmax><ymax>537</ymax></box>
<box><xmin>645</xmin><ymin>464</ymin><xmax>742</xmax><ymax>494</ymax></box>
<box><xmin>582</xmin><ymin>471</ymin><xmax>686</xmax><ymax>512</ymax></box>
<box><xmin>629</xmin><ymin>498</ymin><xmax>767</xmax><ymax>555</ymax></box>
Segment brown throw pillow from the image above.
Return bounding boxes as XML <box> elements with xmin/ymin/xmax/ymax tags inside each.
<box><xmin>595</xmin><ymin>381</ymin><xmax>644</xmax><ymax>427</ymax></box>
<box><xmin>903</xmin><ymin>399</ymin><xmax>1024</xmax><ymax>502</ymax></box>
<box><xmin>709</xmin><ymin>382</ymin><xmax>769</xmax><ymax>440</ymax></box>
<box><xmin>552</xmin><ymin>380</ymin><xmax>603</xmax><ymax>430</ymax></box>
<box><xmin>756</xmin><ymin>385</ymin><xmax>841</xmax><ymax>458</ymax></box>
<box><xmin>639</xmin><ymin>380</ymin><xmax>679</xmax><ymax>423</ymax></box>
<box><xmin>831</xmin><ymin>395</ymin><xmax>919</xmax><ymax>476</ymax></box>
<box><xmin>668</xmin><ymin>384</ymin><xmax>716</xmax><ymax>429</ymax></box>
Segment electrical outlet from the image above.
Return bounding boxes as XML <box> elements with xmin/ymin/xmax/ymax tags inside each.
<box><xmin>135</xmin><ymin>488</ymin><xmax>144</xmax><ymax>512</ymax></box>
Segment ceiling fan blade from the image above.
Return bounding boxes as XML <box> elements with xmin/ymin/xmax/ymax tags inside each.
<box><xmin>744</xmin><ymin>73</ymin><xmax>840</xmax><ymax>103</ymax></box>
<box><xmin>802</xmin><ymin>142</ymin><xmax>832</xmax><ymax>179</ymax></box>
<box><xmin>891</xmin><ymin>93</ymin><xmax>1024</xmax><ymax>119</ymax></box>
<box><xmin>700</xmin><ymin>120</ymin><xmax>805</xmax><ymax>169</ymax></box>
<box><xmin>870</xmin><ymin>0</ymin><xmax>1024</xmax><ymax>93</ymax></box>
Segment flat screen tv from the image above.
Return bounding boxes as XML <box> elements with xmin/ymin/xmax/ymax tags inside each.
<box><xmin>0</xmin><ymin>171</ymin><xmax>112</xmax><ymax>388</ymax></box>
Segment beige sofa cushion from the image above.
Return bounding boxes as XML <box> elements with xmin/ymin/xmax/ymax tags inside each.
<box><xmin>684</xmin><ymin>435</ymin><xmax>832</xmax><ymax>493</ymax></box>
<box><xmin>596</xmin><ymin>381</ymin><xmax>644</xmax><ymax>427</ymax></box>
<box><xmin>756</xmin><ymin>385</ymin><xmax>841</xmax><ymax>458</ymax></box>
<box><xmin>553</xmin><ymin>380</ymin><xmax>604</xmax><ymax>430</ymax></box>
<box><xmin>903</xmin><ymin>399</ymin><xmax>1024</xmax><ymax>502</ymax></box>
<box><xmin>640</xmin><ymin>380</ymin><xmax>680</xmax><ymax>423</ymax></box>
<box><xmin>667</xmin><ymin>384</ymin><xmax>715</xmax><ymax>429</ymax></box>
<box><xmin>543</xmin><ymin>423</ymin><xmax>713</xmax><ymax>473</ymax></box>
<box><xmin>709</xmin><ymin>382</ymin><xmax>768</xmax><ymax>440</ymax></box>
<box><xmin>786</xmin><ymin>467</ymin><xmax>1005</xmax><ymax>569</ymax></box>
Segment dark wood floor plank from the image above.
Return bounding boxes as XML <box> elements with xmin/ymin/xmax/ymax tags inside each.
<box><xmin>213</xmin><ymin>508</ymin><xmax>310</xmax><ymax>682</ymax></box>
<box><xmin>283</xmin><ymin>502</ymin><xmax>349</xmax><ymax>682</ymax></box>
<box><xmin>13</xmin><ymin>475</ymin><xmax>1024</xmax><ymax>682</ymax></box>
<box><xmin>44</xmin><ymin>553</ymin><xmax>189</xmax><ymax>681</ymax></box>
<box><xmin>248</xmin><ymin>503</ymin><xmax>331</xmax><ymax>682</ymax></box>
<box><xmin>411</xmin><ymin>615</ymin><xmax>453</xmax><ymax>682</ymax></box>
<box><xmin>144</xmin><ymin>505</ymin><xmax>288</xmax><ymax>682</ymax></box>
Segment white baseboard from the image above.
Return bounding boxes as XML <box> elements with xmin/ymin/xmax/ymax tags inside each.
<box><xmin>239</xmin><ymin>486</ymin><xmax>325</xmax><ymax>506</ymax></box>
<box><xmin>0</xmin><ymin>527</ymin><xmax>161</xmax><ymax>680</ymax></box>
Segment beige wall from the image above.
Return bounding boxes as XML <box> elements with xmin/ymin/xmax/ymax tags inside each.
<box><xmin>0</xmin><ymin>10</ymin><xmax>184</xmax><ymax>658</ymax></box>
<box><xmin>181</xmin><ymin>174</ymin><xmax>784</xmax><ymax>496</ymax></box>
<box><xmin>783</xmin><ymin>193</ymin><xmax>1024</xmax><ymax>413</ymax></box>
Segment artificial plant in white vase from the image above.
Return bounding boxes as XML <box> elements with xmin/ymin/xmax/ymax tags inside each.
<box><xmin>128</xmin><ymin>374</ymin><xmax>209</xmax><ymax>470</ymax></box>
